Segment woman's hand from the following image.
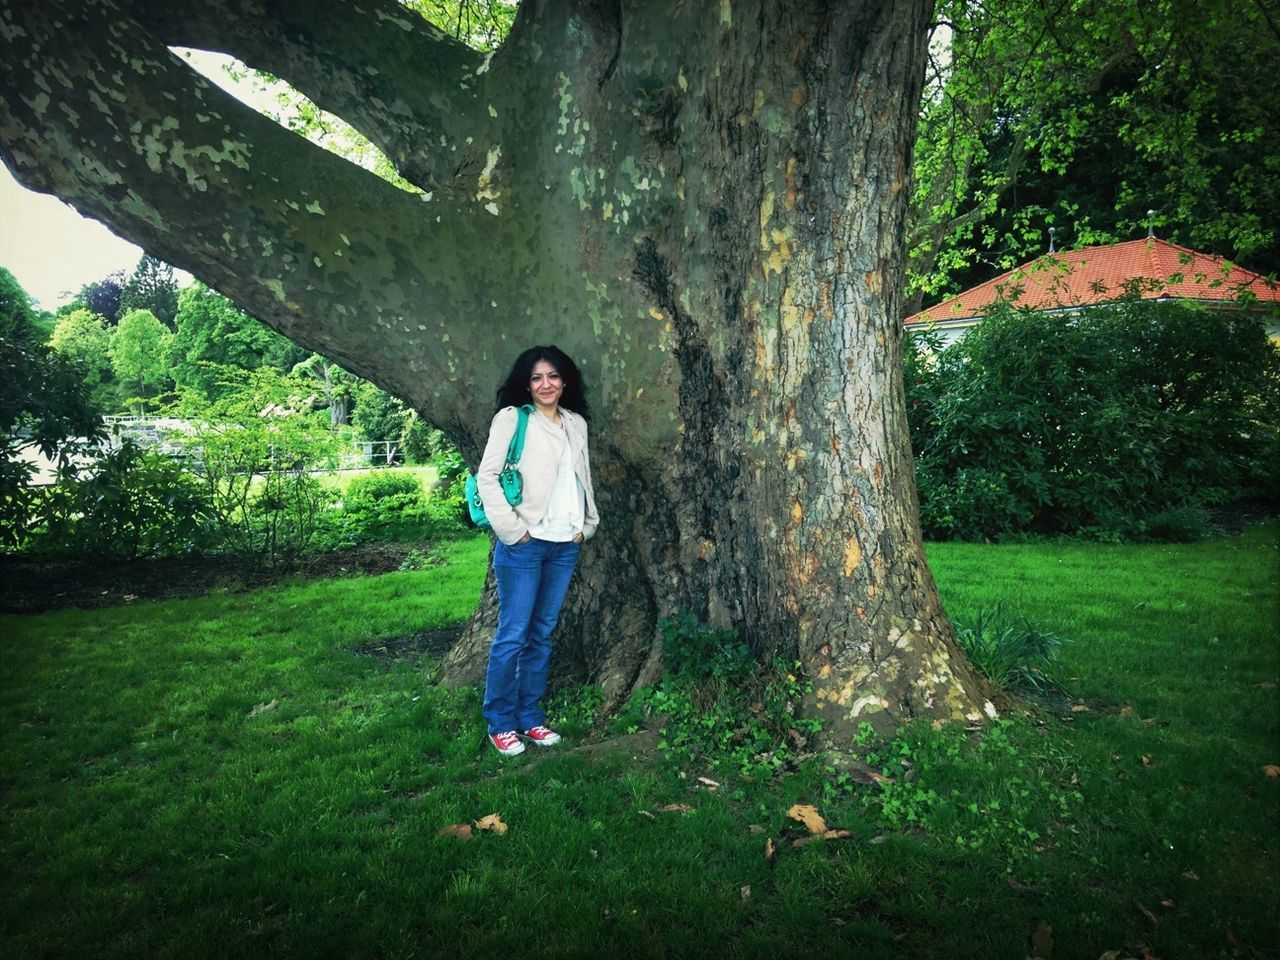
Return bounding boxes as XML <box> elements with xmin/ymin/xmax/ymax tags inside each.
<box><xmin>517</xmin><ymin>533</ymin><xmax>532</xmax><ymax>544</ymax></box>
<box><xmin>572</xmin><ymin>533</ymin><xmax>584</xmax><ymax>543</ymax></box>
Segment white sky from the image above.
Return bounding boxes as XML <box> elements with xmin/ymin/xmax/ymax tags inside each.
<box><xmin>0</xmin><ymin>50</ymin><xmax>276</xmax><ymax>311</ymax></box>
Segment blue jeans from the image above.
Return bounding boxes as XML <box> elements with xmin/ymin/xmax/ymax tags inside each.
<box><xmin>482</xmin><ymin>537</ymin><xmax>581</xmax><ymax>734</ymax></box>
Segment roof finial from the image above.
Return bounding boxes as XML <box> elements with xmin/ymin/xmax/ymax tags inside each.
<box><xmin>1147</xmin><ymin>210</ymin><xmax>1156</xmax><ymax>239</ymax></box>
<box><xmin>1048</xmin><ymin>226</ymin><xmax>1056</xmax><ymax>254</ymax></box>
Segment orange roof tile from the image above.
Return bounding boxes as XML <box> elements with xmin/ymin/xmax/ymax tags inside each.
<box><xmin>904</xmin><ymin>237</ymin><xmax>1280</xmax><ymax>327</ymax></box>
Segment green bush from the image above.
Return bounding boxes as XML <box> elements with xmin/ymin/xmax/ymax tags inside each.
<box><xmin>344</xmin><ymin>470</ymin><xmax>423</xmax><ymax>509</ymax></box>
<box><xmin>168</xmin><ymin>367</ymin><xmax>340</xmax><ymax>564</ymax></box>
<box><xmin>1133</xmin><ymin>503</ymin><xmax>1213</xmax><ymax>542</ymax></box>
<box><xmin>906</xmin><ymin>299</ymin><xmax>1280</xmax><ymax>540</ymax></box>
<box><xmin>35</xmin><ymin>441</ymin><xmax>215</xmax><ymax>560</ymax></box>
<box><xmin>633</xmin><ymin>613</ymin><xmax>821</xmax><ymax>777</ymax></box>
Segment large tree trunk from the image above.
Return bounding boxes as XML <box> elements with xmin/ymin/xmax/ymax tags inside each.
<box><xmin>1</xmin><ymin>0</ymin><xmax>996</xmax><ymax>741</ymax></box>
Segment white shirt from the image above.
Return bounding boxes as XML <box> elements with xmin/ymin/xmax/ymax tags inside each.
<box><xmin>526</xmin><ymin>417</ymin><xmax>585</xmax><ymax>541</ymax></box>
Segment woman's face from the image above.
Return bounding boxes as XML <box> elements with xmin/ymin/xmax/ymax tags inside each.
<box><xmin>529</xmin><ymin>359</ymin><xmax>564</xmax><ymax>410</ymax></box>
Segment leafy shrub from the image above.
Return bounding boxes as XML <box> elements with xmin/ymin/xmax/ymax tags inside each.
<box><xmin>168</xmin><ymin>367</ymin><xmax>340</xmax><ymax>565</ymax></box>
<box><xmin>661</xmin><ymin>611</ymin><xmax>754</xmax><ymax>685</ymax></box>
<box><xmin>952</xmin><ymin>605</ymin><xmax>1068</xmax><ymax>694</ymax></box>
<box><xmin>633</xmin><ymin>613</ymin><xmax>821</xmax><ymax>777</ymax></box>
<box><xmin>344</xmin><ymin>470</ymin><xmax>423</xmax><ymax>510</ymax></box>
<box><xmin>1</xmin><ymin>334</ymin><xmax>103</xmax><ymax>552</ymax></box>
<box><xmin>906</xmin><ymin>298</ymin><xmax>1280</xmax><ymax>540</ymax></box>
<box><xmin>34</xmin><ymin>441</ymin><xmax>215</xmax><ymax>560</ymax></box>
<box><xmin>1134</xmin><ymin>503</ymin><xmax>1213</xmax><ymax>542</ymax></box>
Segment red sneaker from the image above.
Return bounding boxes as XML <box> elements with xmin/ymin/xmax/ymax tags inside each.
<box><xmin>489</xmin><ymin>731</ymin><xmax>526</xmax><ymax>756</ymax></box>
<box><xmin>522</xmin><ymin>725</ymin><xmax>562</xmax><ymax>747</ymax></box>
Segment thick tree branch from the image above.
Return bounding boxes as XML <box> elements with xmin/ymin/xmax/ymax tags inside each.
<box><xmin>0</xmin><ymin>0</ymin><xmax>511</xmax><ymax>432</ymax></box>
<box><xmin>114</xmin><ymin>0</ymin><xmax>486</xmax><ymax>191</ymax></box>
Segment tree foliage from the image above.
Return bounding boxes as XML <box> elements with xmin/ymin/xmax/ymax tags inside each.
<box><xmin>171</xmin><ymin>282</ymin><xmax>306</xmax><ymax>400</ymax></box>
<box><xmin>350</xmin><ymin>381</ymin><xmax>407</xmax><ymax>446</ymax></box>
<box><xmin>905</xmin><ymin>300</ymin><xmax>1280</xmax><ymax>540</ymax></box>
<box><xmin>0</xmin><ymin>265</ymin><xmax>42</xmax><ymax>344</ymax></box>
<box><xmin>119</xmin><ymin>253</ymin><xmax>179</xmax><ymax>328</ymax></box>
<box><xmin>109</xmin><ymin>307</ymin><xmax>174</xmax><ymax>400</ymax></box>
<box><xmin>292</xmin><ymin>354</ymin><xmax>355</xmax><ymax>427</ymax></box>
<box><xmin>0</xmin><ymin>292</ymin><xmax>103</xmax><ymax>550</ymax></box>
<box><xmin>909</xmin><ymin>0</ymin><xmax>1280</xmax><ymax>309</ymax></box>
<box><xmin>48</xmin><ymin>307</ymin><xmax>113</xmax><ymax>392</ymax></box>
<box><xmin>168</xmin><ymin>367</ymin><xmax>339</xmax><ymax>564</ymax></box>
<box><xmin>68</xmin><ymin>269</ymin><xmax>127</xmax><ymax>325</ymax></box>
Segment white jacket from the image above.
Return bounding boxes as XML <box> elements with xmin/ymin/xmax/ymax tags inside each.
<box><xmin>476</xmin><ymin>405</ymin><xmax>600</xmax><ymax>545</ymax></box>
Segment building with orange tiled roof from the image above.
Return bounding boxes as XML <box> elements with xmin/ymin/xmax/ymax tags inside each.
<box><xmin>903</xmin><ymin>236</ymin><xmax>1280</xmax><ymax>345</ymax></box>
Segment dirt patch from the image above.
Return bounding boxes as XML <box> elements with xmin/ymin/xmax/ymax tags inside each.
<box><xmin>349</xmin><ymin>625</ymin><xmax>465</xmax><ymax>663</ymax></box>
<box><xmin>0</xmin><ymin>541</ymin><xmax>439</xmax><ymax>615</ymax></box>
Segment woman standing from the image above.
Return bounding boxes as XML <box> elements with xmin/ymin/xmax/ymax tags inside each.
<box><xmin>475</xmin><ymin>345</ymin><xmax>599</xmax><ymax>756</ymax></box>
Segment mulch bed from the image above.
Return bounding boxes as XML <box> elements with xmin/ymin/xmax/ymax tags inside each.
<box><xmin>0</xmin><ymin>541</ymin><xmax>433</xmax><ymax>615</ymax></box>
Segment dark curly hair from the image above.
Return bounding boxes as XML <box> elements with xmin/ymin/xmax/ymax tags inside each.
<box><xmin>495</xmin><ymin>345</ymin><xmax>590</xmax><ymax>419</ymax></box>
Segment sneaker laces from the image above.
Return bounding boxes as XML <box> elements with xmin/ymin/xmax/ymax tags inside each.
<box><xmin>493</xmin><ymin>731</ymin><xmax>519</xmax><ymax>749</ymax></box>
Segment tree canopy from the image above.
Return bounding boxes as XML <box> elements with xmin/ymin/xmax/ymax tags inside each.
<box><xmin>908</xmin><ymin>0</ymin><xmax>1280</xmax><ymax>310</ymax></box>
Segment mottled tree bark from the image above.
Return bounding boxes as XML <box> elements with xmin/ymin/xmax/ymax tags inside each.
<box><xmin>1</xmin><ymin>0</ymin><xmax>996</xmax><ymax>740</ymax></box>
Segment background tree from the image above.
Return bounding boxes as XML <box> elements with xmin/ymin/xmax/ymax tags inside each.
<box><xmin>171</xmin><ymin>282</ymin><xmax>307</xmax><ymax>400</ymax></box>
<box><xmin>0</xmin><ymin>0</ymin><xmax>998</xmax><ymax>737</ymax></box>
<box><xmin>109</xmin><ymin>307</ymin><xmax>175</xmax><ymax>401</ymax></box>
<box><xmin>907</xmin><ymin>0</ymin><xmax>1280</xmax><ymax>312</ymax></box>
<box><xmin>292</xmin><ymin>353</ymin><xmax>355</xmax><ymax>427</ymax></box>
<box><xmin>1</xmin><ymin>265</ymin><xmax>43</xmax><ymax>345</ymax></box>
<box><xmin>48</xmin><ymin>308</ymin><xmax>114</xmax><ymax>399</ymax></box>
<box><xmin>119</xmin><ymin>254</ymin><xmax>180</xmax><ymax>328</ymax></box>
<box><xmin>68</xmin><ymin>270</ymin><xmax>127</xmax><ymax>326</ymax></box>
<box><xmin>350</xmin><ymin>381</ymin><xmax>407</xmax><ymax>461</ymax></box>
<box><xmin>0</xmin><ymin>266</ymin><xmax>103</xmax><ymax>548</ymax></box>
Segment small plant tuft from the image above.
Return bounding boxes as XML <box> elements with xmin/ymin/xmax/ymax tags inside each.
<box><xmin>952</xmin><ymin>604</ymin><xmax>1068</xmax><ymax>694</ymax></box>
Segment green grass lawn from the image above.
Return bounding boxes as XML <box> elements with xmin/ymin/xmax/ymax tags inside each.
<box><xmin>2</xmin><ymin>527</ymin><xmax>1277</xmax><ymax>959</ymax></box>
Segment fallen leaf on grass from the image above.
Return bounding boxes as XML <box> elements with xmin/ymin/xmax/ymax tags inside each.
<box><xmin>1181</xmin><ymin>869</ymin><xmax>1200</xmax><ymax>880</ymax></box>
<box><xmin>659</xmin><ymin>803</ymin><xmax>692</xmax><ymax>813</ymax></box>
<box><xmin>1261</xmin><ymin>764</ymin><xmax>1280</xmax><ymax>778</ymax></box>
<box><xmin>1254</xmin><ymin>681</ymin><xmax>1276</xmax><ymax>689</ymax></box>
<box><xmin>638</xmin><ymin>810</ymin><xmax>656</xmax><ymax>820</ymax></box>
<box><xmin>1160</xmin><ymin>899</ymin><xmax>1175</xmax><ymax>909</ymax></box>
<box><xmin>1119</xmin><ymin>705</ymin><xmax>1134</xmax><ymax>717</ymax></box>
<box><xmin>1028</xmin><ymin>918</ymin><xmax>1053</xmax><ymax>959</ymax></box>
<box><xmin>1071</xmin><ymin>704</ymin><xmax>1090</xmax><ymax>713</ymax></box>
<box><xmin>696</xmin><ymin>776</ymin><xmax>720</xmax><ymax>788</ymax></box>
<box><xmin>764</xmin><ymin>837</ymin><xmax>776</xmax><ymax>866</ymax></box>
<box><xmin>474</xmin><ymin>813</ymin><xmax>508</xmax><ymax>835</ymax></box>
<box><xmin>1141</xmin><ymin>755</ymin><xmax>1154</xmax><ymax>767</ymax></box>
<box><xmin>249</xmin><ymin>699</ymin><xmax>279</xmax><ymax>717</ymax></box>
<box><xmin>1138</xmin><ymin>946</ymin><xmax>1162</xmax><ymax>960</ymax></box>
<box><xmin>437</xmin><ymin>824</ymin><xmax>472</xmax><ymax>840</ymax></box>
<box><xmin>787</xmin><ymin>803</ymin><xmax>828</xmax><ymax>835</ymax></box>
<box><xmin>792</xmin><ymin>828</ymin><xmax>854</xmax><ymax>847</ymax></box>
<box><xmin>1135</xmin><ymin>901</ymin><xmax>1159</xmax><ymax>925</ymax></box>
<box><xmin>740</xmin><ymin>885</ymin><xmax>751</xmax><ymax>900</ymax></box>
